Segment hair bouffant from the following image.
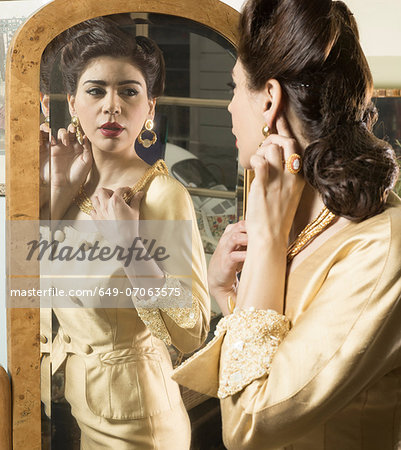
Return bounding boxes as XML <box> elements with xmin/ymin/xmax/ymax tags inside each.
<box><xmin>60</xmin><ymin>17</ymin><xmax>165</xmax><ymax>99</ymax></box>
<box><xmin>239</xmin><ymin>0</ymin><xmax>399</xmax><ymax>221</ymax></box>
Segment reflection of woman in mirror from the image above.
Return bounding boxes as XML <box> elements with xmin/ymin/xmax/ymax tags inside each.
<box><xmin>174</xmin><ymin>0</ymin><xmax>401</xmax><ymax>448</ymax></box>
<box><xmin>43</xmin><ymin>18</ymin><xmax>209</xmax><ymax>449</ymax></box>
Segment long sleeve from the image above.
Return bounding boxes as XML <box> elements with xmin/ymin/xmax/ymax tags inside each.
<box><xmin>136</xmin><ymin>172</ymin><xmax>210</xmax><ymax>353</ymax></box>
<box><xmin>173</xmin><ymin>195</ymin><xmax>401</xmax><ymax>449</ymax></box>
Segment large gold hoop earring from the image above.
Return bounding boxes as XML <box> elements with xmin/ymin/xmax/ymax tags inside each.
<box><xmin>137</xmin><ymin>119</ymin><xmax>157</xmax><ymax>149</ymax></box>
<box><xmin>71</xmin><ymin>115</ymin><xmax>84</xmax><ymax>145</ymax></box>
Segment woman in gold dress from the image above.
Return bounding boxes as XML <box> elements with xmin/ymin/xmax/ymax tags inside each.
<box><xmin>173</xmin><ymin>1</ymin><xmax>401</xmax><ymax>449</ymax></box>
<box><xmin>41</xmin><ymin>18</ymin><xmax>209</xmax><ymax>449</ymax></box>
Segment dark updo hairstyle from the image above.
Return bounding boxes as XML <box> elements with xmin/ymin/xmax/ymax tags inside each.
<box><xmin>239</xmin><ymin>0</ymin><xmax>399</xmax><ymax>221</ymax></box>
<box><xmin>60</xmin><ymin>17</ymin><xmax>165</xmax><ymax>99</ymax></box>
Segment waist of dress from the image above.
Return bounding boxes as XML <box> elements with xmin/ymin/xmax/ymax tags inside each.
<box><xmin>51</xmin><ymin>336</ymin><xmax>171</xmax><ymax>374</ymax></box>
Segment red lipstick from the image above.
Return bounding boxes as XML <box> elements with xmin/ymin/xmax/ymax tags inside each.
<box><xmin>100</xmin><ymin>122</ymin><xmax>124</xmax><ymax>138</ymax></box>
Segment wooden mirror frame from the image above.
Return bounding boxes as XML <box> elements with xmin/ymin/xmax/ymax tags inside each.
<box><xmin>5</xmin><ymin>1</ymin><xmax>239</xmax><ymax>448</ymax></box>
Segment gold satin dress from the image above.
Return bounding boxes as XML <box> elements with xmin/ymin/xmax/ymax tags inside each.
<box><xmin>173</xmin><ymin>192</ymin><xmax>401</xmax><ymax>450</ymax></box>
<box><xmin>41</xmin><ymin>161</ymin><xmax>210</xmax><ymax>449</ymax></box>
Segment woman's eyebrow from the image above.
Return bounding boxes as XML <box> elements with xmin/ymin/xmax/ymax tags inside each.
<box><xmin>83</xmin><ymin>79</ymin><xmax>142</xmax><ymax>86</ymax></box>
<box><xmin>118</xmin><ymin>80</ymin><xmax>142</xmax><ymax>86</ymax></box>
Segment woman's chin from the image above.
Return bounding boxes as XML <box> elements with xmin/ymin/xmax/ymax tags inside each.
<box><xmin>238</xmin><ymin>155</ymin><xmax>252</xmax><ymax>170</ymax></box>
<box><xmin>92</xmin><ymin>139</ymin><xmax>133</xmax><ymax>155</ymax></box>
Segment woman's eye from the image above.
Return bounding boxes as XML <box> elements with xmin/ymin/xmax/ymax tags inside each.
<box><xmin>227</xmin><ymin>81</ymin><xmax>236</xmax><ymax>94</ymax></box>
<box><xmin>86</xmin><ymin>87</ymin><xmax>104</xmax><ymax>96</ymax></box>
<box><xmin>122</xmin><ymin>88</ymin><xmax>138</xmax><ymax>97</ymax></box>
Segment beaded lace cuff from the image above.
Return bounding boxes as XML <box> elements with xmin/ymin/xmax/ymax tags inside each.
<box><xmin>217</xmin><ymin>309</ymin><xmax>290</xmax><ymax>399</ymax></box>
<box><xmin>135</xmin><ymin>276</ymin><xmax>200</xmax><ymax>345</ymax></box>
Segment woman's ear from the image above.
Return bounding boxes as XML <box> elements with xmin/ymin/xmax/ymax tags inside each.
<box><xmin>67</xmin><ymin>93</ymin><xmax>76</xmax><ymax>117</ymax></box>
<box><xmin>148</xmin><ymin>98</ymin><xmax>156</xmax><ymax>119</ymax></box>
<box><xmin>261</xmin><ymin>79</ymin><xmax>283</xmax><ymax>130</ymax></box>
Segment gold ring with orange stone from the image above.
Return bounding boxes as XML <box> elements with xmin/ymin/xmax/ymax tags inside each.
<box><xmin>286</xmin><ymin>154</ymin><xmax>302</xmax><ymax>174</ymax></box>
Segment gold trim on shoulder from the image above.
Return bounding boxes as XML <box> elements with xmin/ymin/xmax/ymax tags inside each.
<box><xmin>74</xmin><ymin>159</ymin><xmax>169</xmax><ymax>215</ymax></box>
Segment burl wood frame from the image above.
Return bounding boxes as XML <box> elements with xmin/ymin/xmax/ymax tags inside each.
<box><xmin>5</xmin><ymin>1</ymin><xmax>239</xmax><ymax>448</ymax></box>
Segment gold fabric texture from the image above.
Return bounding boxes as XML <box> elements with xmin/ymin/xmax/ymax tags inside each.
<box><xmin>173</xmin><ymin>193</ymin><xmax>401</xmax><ymax>450</ymax></box>
<box><xmin>41</xmin><ymin>164</ymin><xmax>210</xmax><ymax>448</ymax></box>
<box><xmin>217</xmin><ymin>309</ymin><xmax>290</xmax><ymax>398</ymax></box>
<box><xmin>136</xmin><ymin>276</ymin><xmax>201</xmax><ymax>345</ymax></box>
<box><xmin>177</xmin><ymin>309</ymin><xmax>290</xmax><ymax>399</ymax></box>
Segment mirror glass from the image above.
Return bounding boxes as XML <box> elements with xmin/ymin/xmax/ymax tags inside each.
<box><xmin>40</xmin><ymin>12</ymin><xmax>238</xmax><ymax>449</ymax></box>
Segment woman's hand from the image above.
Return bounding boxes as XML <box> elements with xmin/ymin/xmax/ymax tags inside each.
<box><xmin>40</xmin><ymin>127</ymin><xmax>50</xmax><ymax>186</ymax></box>
<box><xmin>90</xmin><ymin>188</ymin><xmax>165</xmax><ymax>289</ymax></box>
<box><xmin>49</xmin><ymin>127</ymin><xmax>93</xmax><ymax>219</ymax></box>
<box><xmin>246</xmin><ymin>116</ymin><xmax>305</xmax><ymax>246</ymax></box>
<box><xmin>235</xmin><ymin>116</ymin><xmax>305</xmax><ymax>312</ymax></box>
<box><xmin>90</xmin><ymin>187</ymin><xmax>144</xmax><ymax>248</ymax></box>
<box><xmin>207</xmin><ymin>220</ymin><xmax>247</xmax><ymax>315</ymax></box>
<box><xmin>50</xmin><ymin>127</ymin><xmax>92</xmax><ymax>194</ymax></box>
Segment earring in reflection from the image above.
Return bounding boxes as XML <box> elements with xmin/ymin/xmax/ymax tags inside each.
<box><xmin>71</xmin><ymin>115</ymin><xmax>84</xmax><ymax>145</ymax></box>
<box><xmin>137</xmin><ymin>119</ymin><xmax>157</xmax><ymax>149</ymax></box>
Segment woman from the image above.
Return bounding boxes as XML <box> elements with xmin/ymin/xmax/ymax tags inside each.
<box><xmin>41</xmin><ymin>18</ymin><xmax>210</xmax><ymax>449</ymax></box>
<box><xmin>173</xmin><ymin>1</ymin><xmax>401</xmax><ymax>449</ymax></box>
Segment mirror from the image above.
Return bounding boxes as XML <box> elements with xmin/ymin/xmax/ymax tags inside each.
<box><xmin>6</xmin><ymin>1</ymin><xmax>239</xmax><ymax>448</ymax></box>
<box><xmin>40</xmin><ymin>13</ymin><xmax>237</xmax><ymax>449</ymax></box>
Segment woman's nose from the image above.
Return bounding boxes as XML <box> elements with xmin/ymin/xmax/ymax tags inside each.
<box><xmin>103</xmin><ymin>92</ymin><xmax>121</xmax><ymax>115</ymax></box>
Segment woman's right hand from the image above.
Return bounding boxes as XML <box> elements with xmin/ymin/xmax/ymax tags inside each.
<box><xmin>50</xmin><ymin>127</ymin><xmax>92</xmax><ymax>194</ymax></box>
<box><xmin>207</xmin><ymin>220</ymin><xmax>247</xmax><ymax>315</ymax></box>
<box><xmin>49</xmin><ymin>127</ymin><xmax>92</xmax><ymax>220</ymax></box>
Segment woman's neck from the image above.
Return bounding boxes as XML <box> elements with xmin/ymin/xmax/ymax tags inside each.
<box><xmin>283</xmin><ymin>111</ymin><xmax>327</xmax><ymax>241</ymax></box>
<box><xmin>290</xmin><ymin>181</ymin><xmax>325</xmax><ymax>243</ymax></box>
<box><xmin>86</xmin><ymin>145</ymin><xmax>149</xmax><ymax>191</ymax></box>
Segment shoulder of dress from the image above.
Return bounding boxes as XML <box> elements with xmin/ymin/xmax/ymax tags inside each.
<box><xmin>338</xmin><ymin>193</ymin><xmax>401</xmax><ymax>260</ymax></box>
<box><xmin>145</xmin><ymin>169</ymin><xmax>191</xmax><ymax>199</ymax></box>
<box><xmin>367</xmin><ymin>192</ymin><xmax>401</xmax><ymax>242</ymax></box>
<box><xmin>141</xmin><ymin>164</ymin><xmax>194</xmax><ymax>220</ymax></box>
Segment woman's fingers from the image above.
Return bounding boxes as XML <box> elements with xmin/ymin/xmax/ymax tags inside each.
<box><xmin>230</xmin><ymin>231</ymin><xmax>248</xmax><ymax>247</ymax></box>
<box><xmin>40</xmin><ymin>130</ymin><xmax>50</xmax><ymax>151</ymax></box>
<box><xmin>90</xmin><ymin>195</ymin><xmax>100</xmax><ymax>218</ymax></box>
<box><xmin>40</xmin><ymin>122</ymin><xmax>49</xmax><ymax>133</ymax></box>
<box><xmin>275</xmin><ymin>115</ymin><xmax>292</xmax><ymax>138</ymax></box>
<box><xmin>91</xmin><ymin>187</ymin><xmax>143</xmax><ymax>222</ymax></box>
<box><xmin>223</xmin><ymin>220</ymin><xmax>246</xmax><ymax>235</ymax></box>
<box><xmin>218</xmin><ymin>230</ymin><xmax>248</xmax><ymax>268</ymax></box>
<box><xmin>68</xmin><ymin>129</ymin><xmax>77</xmax><ymax>146</ymax></box>
<box><xmin>128</xmin><ymin>191</ymin><xmax>144</xmax><ymax>211</ymax></box>
<box><xmin>110</xmin><ymin>187</ymin><xmax>132</xmax><ymax>209</ymax></box>
<box><xmin>230</xmin><ymin>250</ymin><xmax>246</xmax><ymax>263</ymax></box>
<box><xmin>250</xmin><ymin>154</ymin><xmax>269</xmax><ymax>192</ymax></box>
<box><xmin>93</xmin><ymin>187</ymin><xmax>113</xmax><ymax>211</ymax></box>
<box><xmin>57</xmin><ymin>128</ymin><xmax>69</xmax><ymax>147</ymax></box>
<box><xmin>81</xmin><ymin>136</ymin><xmax>92</xmax><ymax>163</ymax></box>
<box><xmin>113</xmin><ymin>186</ymin><xmax>131</xmax><ymax>198</ymax></box>
<box><xmin>257</xmin><ymin>143</ymin><xmax>284</xmax><ymax>179</ymax></box>
<box><xmin>67</xmin><ymin>123</ymin><xmax>75</xmax><ymax>134</ymax></box>
<box><xmin>219</xmin><ymin>231</ymin><xmax>247</xmax><ymax>257</ymax></box>
<box><xmin>96</xmin><ymin>187</ymin><xmax>114</xmax><ymax>199</ymax></box>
